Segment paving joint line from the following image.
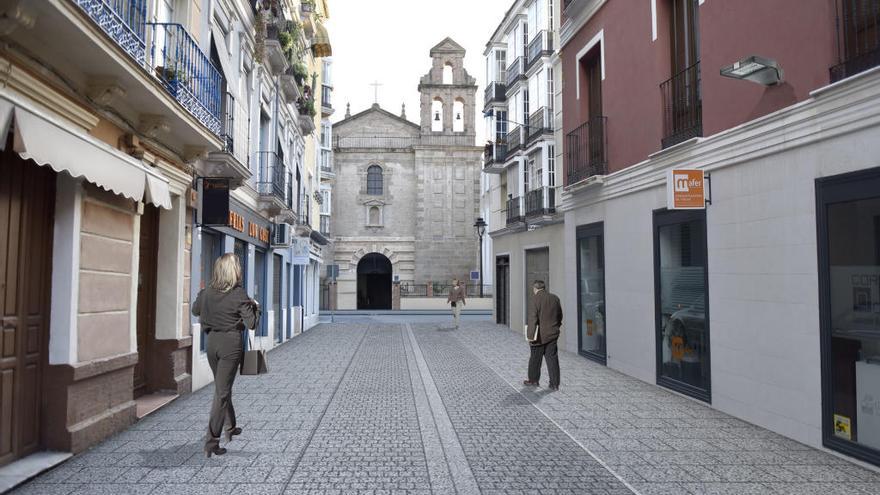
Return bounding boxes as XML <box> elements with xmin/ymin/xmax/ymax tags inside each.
<box><xmin>280</xmin><ymin>324</ymin><xmax>371</xmax><ymax>492</ymax></box>
<box><xmin>447</xmin><ymin>324</ymin><xmax>643</xmax><ymax>495</ymax></box>
<box><xmin>405</xmin><ymin>323</ymin><xmax>480</xmax><ymax>495</ymax></box>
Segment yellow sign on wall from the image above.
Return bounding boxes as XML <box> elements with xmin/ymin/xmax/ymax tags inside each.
<box><xmin>834</xmin><ymin>414</ymin><xmax>852</xmax><ymax>440</ymax></box>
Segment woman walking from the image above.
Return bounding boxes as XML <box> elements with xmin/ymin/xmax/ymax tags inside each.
<box><xmin>192</xmin><ymin>253</ymin><xmax>260</xmax><ymax>457</ymax></box>
<box><xmin>447</xmin><ymin>278</ymin><xmax>466</xmax><ymax>328</ymax></box>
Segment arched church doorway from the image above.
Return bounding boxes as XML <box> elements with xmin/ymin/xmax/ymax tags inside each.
<box><xmin>357</xmin><ymin>253</ymin><xmax>392</xmax><ymax>310</ymax></box>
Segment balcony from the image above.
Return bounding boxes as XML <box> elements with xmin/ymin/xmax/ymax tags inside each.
<box><xmin>506</xmin><ymin>126</ymin><xmax>523</xmax><ymax>155</ymax></box>
<box><xmin>320</xmin><ymin>149</ymin><xmax>334</xmax><ymax>178</ymax></box>
<box><xmin>256</xmin><ymin>151</ymin><xmax>288</xmax><ymax>215</ymax></box>
<box><xmin>279</xmin><ymin>67</ymin><xmax>303</xmax><ymax>104</ymax></box>
<box><xmin>524</xmin><ymin>187</ymin><xmax>557</xmax><ymax>224</ymax></box>
<box><xmin>830</xmin><ymin>0</ymin><xmax>880</xmax><ymax>82</ymax></box>
<box><xmin>297</xmin><ymin>95</ymin><xmax>317</xmax><ymax>135</ymax></box>
<box><xmin>506</xmin><ymin>196</ymin><xmax>524</xmax><ymax>226</ymax></box>
<box><xmin>565</xmin><ymin>116</ymin><xmax>608</xmax><ymax>187</ymax></box>
<box><xmin>527</xmin><ymin>31</ymin><xmax>554</xmax><ymax>70</ymax></box>
<box><xmin>506</xmin><ymin>56</ymin><xmax>526</xmax><ymax>88</ymax></box>
<box><xmin>484</xmin><ymin>81</ymin><xmax>507</xmax><ymax>107</ymax></box>
<box><xmin>264</xmin><ymin>23</ymin><xmax>289</xmax><ymax>75</ymax></box>
<box><xmin>205</xmin><ymin>92</ymin><xmax>251</xmax><ymax>188</ymax></box>
<box><xmin>321</xmin><ymin>84</ymin><xmax>334</xmax><ymax>116</ymax></box>
<box><xmin>660</xmin><ymin>61</ymin><xmax>702</xmax><ymax>149</ymax></box>
<box><xmin>295</xmin><ymin>208</ymin><xmax>313</xmax><ymax>236</ymax></box>
<box><xmin>146</xmin><ymin>22</ymin><xmax>223</xmax><ymax>135</ymax></box>
<box><xmin>482</xmin><ymin>143</ymin><xmax>508</xmax><ymax>174</ymax></box>
<box><xmin>527</xmin><ymin>107</ymin><xmax>552</xmax><ymax>144</ymax></box>
<box><xmin>74</xmin><ymin>0</ymin><xmax>147</xmax><ymax>65</ymax></box>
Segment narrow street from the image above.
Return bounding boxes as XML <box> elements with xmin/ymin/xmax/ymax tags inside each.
<box><xmin>12</xmin><ymin>322</ymin><xmax>880</xmax><ymax>495</ymax></box>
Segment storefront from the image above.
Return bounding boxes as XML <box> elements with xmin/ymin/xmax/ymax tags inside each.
<box><xmin>576</xmin><ymin>223</ymin><xmax>606</xmax><ymax>364</ymax></box>
<box><xmin>818</xmin><ymin>166</ymin><xmax>880</xmax><ymax>466</ymax></box>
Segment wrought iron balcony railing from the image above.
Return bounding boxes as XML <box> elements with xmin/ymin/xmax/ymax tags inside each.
<box><xmin>256</xmin><ymin>151</ymin><xmax>286</xmax><ymax>201</ymax></box>
<box><xmin>506</xmin><ymin>56</ymin><xmax>525</xmax><ymax>87</ymax></box>
<box><xmin>524</xmin><ymin>187</ymin><xmax>556</xmax><ymax>216</ymax></box>
<box><xmin>527</xmin><ymin>31</ymin><xmax>554</xmax><ymax>69</ymax></box>
<box><xmin>528</xmin><ymin>107</ymin><xmax>552</xmax><ymax>143</ymax></box>
<box><xmin>221</xmin><ymin>92</ymin><xmax>235</xmax><ymax>152</ymax></box>
<box><xmin>566</xmin><ymin>116</ymin><xmax>608</xmax><ymax>186</ymax></box>
<box><xmin>74</xmin><ymin>0</ymin><xmax>147</xmax><ymax>65</ymax></box>
<box><xmin>484</xmin><ymin>81</ymin><xmax>507</xmax><ymax>106</ymax></box>
<box><xmin>506</xmin><ymin>196</ymin><xmax>523</xmax><ymax>225</ymax></box>
<box><xmin>660</xmin><ymin>61</ymin><xmax>702</xmax><ymax>149</ymax></box>
<box><xmin>146</xmin><ymin>22</ymin><xmax>223</xmax><ymax>135</ymax></box>
<box><xmin>506</xmin><ymin>126</ymin><xmax>522</xmax><ymax>153</ymax></box>
<box><xmin>831</xmin><ymin>0</ymin><xmax>880</xmax><ymax>82</ymax></box>
<box><xmin>483</xmin><ymin>142</ymin><xmax>509</xmax><ymax>166</ymax></box>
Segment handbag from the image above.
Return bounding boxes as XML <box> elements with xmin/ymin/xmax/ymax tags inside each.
<box><xmin>241</xmin><ymin>330</ymin><xmax>269</xmax><ymax>375</ymax></box>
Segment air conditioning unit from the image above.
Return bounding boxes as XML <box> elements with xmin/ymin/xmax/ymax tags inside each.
<box><xmin>271</xmin><ymin>223</ymin><xmax>290</xmax><ymax>247</ymax></box>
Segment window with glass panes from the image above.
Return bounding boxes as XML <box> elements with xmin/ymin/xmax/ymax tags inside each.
<box><xmin>548</xmin><ymin>144</ymin><xmax>556</xmax><ymax>187</ymax></box>
<box><xmin>367</xmin><ymin>165</ymin><xmax>383</xmax><ymax>195</ymax></box>
<box><xmin>496</xmin><ymin>50</ymin><xmax>507</xmax><ymax>82</ymax></box>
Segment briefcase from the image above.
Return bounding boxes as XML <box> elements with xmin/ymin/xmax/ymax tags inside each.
<box><xmin>241</xmin><ymin>332</ymin><xmax>269</xmax><ymax>375</ymax></box>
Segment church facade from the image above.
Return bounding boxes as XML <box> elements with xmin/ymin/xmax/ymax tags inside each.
<box><xmin>329</xmin><ymin>38</ymin><xmax>483</xmax><ymax>309</ymax></box>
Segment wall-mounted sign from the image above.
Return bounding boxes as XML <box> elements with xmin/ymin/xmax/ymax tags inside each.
<box><xmin>292</xmin><ymin>238</ymin><xmax>310</xmax><ymax>265</ymax></box>
<box><xmin>666</xmin><ymin>169</ymin><xmax>706</xmax><ymax>210</ymax></box>
<box><xmin>201</xmin><ymin>178</ymin><xmax>230</xmax><ymax>225</ymax></box>
<box><xmin>248</xmin><ymin>221</ymin><xmax>270</xmax><ymax>243</ymax></box>
<box><xmin>470</xmin><ymin>271</ymin><xmax>480</xmax><ymax>281</ymax></box>
<box><xmin>228</xmin><ymin>211</ymin><xmax>245</xmax><ymax>232</ymax></box>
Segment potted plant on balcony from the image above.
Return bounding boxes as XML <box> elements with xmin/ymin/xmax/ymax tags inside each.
<box><xmin>292</xmin><ymin>61</ymin><xmax>308</xmax><ymax>86</ymax></box>
<box><xmin>156</xmin><ymin>65</ymin><xmax>187</xmax><ymax>95</ymax></box>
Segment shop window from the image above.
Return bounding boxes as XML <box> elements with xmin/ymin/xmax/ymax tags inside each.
<box><xmin>577</xmin><ymin>223</ymin><xmax>606</xmax><ymax>364</ymax></box>
<box><xmin>818</xmin><ymin>168</ymin><xmax>880</xmax><ymax>466</ymax></box>
<box><xmin>654</xmin><ymin>209</ymin><xmax>710</xmax><ymax>401</ymax></box>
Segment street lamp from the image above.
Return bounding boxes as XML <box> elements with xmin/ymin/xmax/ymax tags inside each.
<box><xmin>474</xmin><ymin>217</ymin><xmax>487</xmax><ymax>298</ymax></box>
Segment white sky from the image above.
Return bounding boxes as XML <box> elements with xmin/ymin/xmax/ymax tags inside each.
<box><xmin>325</xmin><ymin>0</ymin><xmax>512</xmax><ymax>143</ymax></box>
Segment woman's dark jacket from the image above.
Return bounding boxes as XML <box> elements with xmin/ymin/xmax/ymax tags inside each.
<box><xmin>192</xmin><ymin>286</ymin><xmax>259</xmax><ymax>332</ymax></box>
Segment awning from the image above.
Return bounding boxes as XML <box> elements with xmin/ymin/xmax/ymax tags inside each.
<box><xmin>312</xmin><ymin>22</ymin><xmax>332</xmax><ymax>58</ymax></box>
<box><xmin>0</xmin><ymin>95</ymin><xmax>172</xmax><ymax>209</ymax></box>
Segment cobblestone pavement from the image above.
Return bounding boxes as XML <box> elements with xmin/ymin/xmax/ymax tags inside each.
<box><xmin>11</xmin><ymin>321</ymin><xmax>880</xmax><ymax>494</ymax></box>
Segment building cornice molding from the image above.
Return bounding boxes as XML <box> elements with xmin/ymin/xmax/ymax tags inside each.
<box><xmin>561</xmin><ymin>69</ymin><xmax>880</xmax><ymax>212</ymax></box>
<box><xmin>559</xmin><ymin>0</ymin><xmax>609</xmax><ymax>49</ymax></box>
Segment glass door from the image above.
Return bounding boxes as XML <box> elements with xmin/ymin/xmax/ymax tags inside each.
<box><xmin>654</xmin><ymin>209</ymin><xmax>710</xmax><ymax>402</ymax></box>
<box><xmin>254</xmin><ymin>248</ymin><xmax>267</xmax><ymax>336</ymax></box>
<box><xmin>818</xmin><ymin>167</ymin><xmax>880</xmax><ymax>467</ymax></box>
<box><xmin>577</xmin><ymin>223</ymin><xmax>606</xmax><ymax>364</ymax></box>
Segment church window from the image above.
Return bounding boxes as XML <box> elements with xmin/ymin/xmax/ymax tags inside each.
<box><xmin>369</xmin><ymin>206</ymin><xmax>381</xmax><ymax>225</ymax></box>
<box><xmin>443</xmin><ymin>63</ymin><xmax>453</xmax><ymax>84</ymax></box>
<box><xmin>453</xmin><ymin>99</ymin><xmax>465</xmax><ymax>133</ymax></box>
<box><xmin>367</xmin><ymin>165</ymin><xmax>383</xmax><ymax>195</ymax></box>
<box><xmin>431</xmin><ymin>98</ymin><xmax>444</xmax><ymax>132</ymax></box>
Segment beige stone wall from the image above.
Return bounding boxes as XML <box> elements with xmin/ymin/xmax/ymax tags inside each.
<box><xmin>77</xmin><ymin>186</ymin><xmax>136</xmax><ymax>362</ymax></box>
<box><xmin>182</xmin><ymin>208</ymin><xmax>193</xmax><ymax>336</ymax></box>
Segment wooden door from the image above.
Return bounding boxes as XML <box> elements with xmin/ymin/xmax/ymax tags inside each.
<box><xmin>134</xmin><ymin>205</ymin><xmax>159</xmax><ymax>398</ymax></box>
<box><xmin>0</xmin><ymin>149</ymin><xmax>54</xmax><ymax>466</ymax></box>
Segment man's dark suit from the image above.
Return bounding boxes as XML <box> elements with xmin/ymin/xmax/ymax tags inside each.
<box><xmin>527</xmin><ymin>289</ymin><xmax>563</xmax><ymax>388</ymax></box>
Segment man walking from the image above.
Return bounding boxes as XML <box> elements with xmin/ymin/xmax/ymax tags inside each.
<box><xmin>447</xmin><ymin>278</ymin><xmax>466</xmax><ymax>328</ymax></box>
<box><xmin>523</xmin><ymin>280</ymin><xmax>562</xmax><ymax>390</ymax></box>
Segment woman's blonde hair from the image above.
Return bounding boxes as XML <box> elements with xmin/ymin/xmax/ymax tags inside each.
<box><xmin>210</xmin><ymin>253</ymin><xmax>242</xmax><ymax>292</ymax></box>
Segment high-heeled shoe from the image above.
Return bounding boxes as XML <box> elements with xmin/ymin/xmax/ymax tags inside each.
<box><xmin>204</xmin><ymin>444</ymin><xmax>227</xmax><ymax>458</ymax></box>
<box><xmin>224</xmin><ymin>427</ymin><xmax>242</xmax><ymax>443</ymax></box>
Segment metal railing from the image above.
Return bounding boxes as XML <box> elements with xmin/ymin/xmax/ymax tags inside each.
<box><xmin>321</xmin><ymin>84</ymin><xmax>333</xmax><ymax>109</ymax></box>
<box><xmin>506</xmin><ymin>126</ymin><xmax>522</xmax><ymax>152</ymax></box>
<box><xmin>566</xmin><ymin>116</ymin><xmax>607</xmax><ymax>186</ymax></box>
<box><xmin>484</xmin><ymin>81</ymin><xmax>507</xmax><ymax>106</ymax></box>
<box><xmin>483</xmin><ymin>142</ymin><xmax>508</xmax><ymax>166</ymax></box>
<box><xmin>527</xmin><ymin>30</ymin><xmax>554</xmax><ymax>69</ymax></box>
<box><xmin>506</xmin><ymin>196</ymin><xmax>523</xmax><ymax>225</ymax></box>
<box><xmin>528</xmin><ymin>107</ymin><xmax>552</xmax><ymax>142</ymax></box>
<box><xmin>146</xmin><ymin>22</ymin><xmax>223</xmax><ymax>135</ymax></box>
<box><xmin>256</xmin><ymin>151</ymin><xmax>286</xmax><ymax>200</ymax></box>
<box><xmin>221</xmin><ymin>92</ymin><xmax>234</xmax><ymax>152</ymax></box>
<box><xmin>831</xmin><ymin>0</ymin><xmax>880</xmax><ymax>82</ymax></box>
<box><xmin>660</xmin><ymin>61</ymin><xmax>702</xmax><ymax>149</ymax></box>
<box><xmin>524</xmin><ymin>187</ymin><xmax>556</xmax><ymax>216</ymax></box>
<box><xmin>74</xmin><ymin>0</ymin><xmax>147</xmax><ymax>65</ymax></box>
<box><xmin>400</xmin><ymin>284</ymin><xmax>428</xmax><ymax>297</ymax></box>
<box><xmin>506</xmin><ymin>56</ymin><xmax>525</xmax><ymax>87</ymax></box>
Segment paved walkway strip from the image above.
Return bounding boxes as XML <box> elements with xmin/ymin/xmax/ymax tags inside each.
<box><xmin>404</xmin><ymin>323</ymin><xmax>480</xmax><ymax>494</ymax></box>
<box><xmin>413</xmin><ymin>325</ymin><xmax>634</xmax><ymax>495</ymax></box>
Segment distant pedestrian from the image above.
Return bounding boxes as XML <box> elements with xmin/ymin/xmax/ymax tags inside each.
<box><xmin>523</xmin><ymin>280</ymin><xmax>562</xmax><ymax>390</ymax></box>
<box><xmin>447</xmin><ymin>278</ymin><xmax>466</xmax><ymax>328</ymax></box>
<box><xmin>192</xmin><ymin>253</ymin><xmax>261</xmax><ymax>458</ymax></box>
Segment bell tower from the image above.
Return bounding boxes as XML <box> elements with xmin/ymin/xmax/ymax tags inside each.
<box><xmin>418</xmin><ymin>37</ymin><xmax>477</xmax><ymax>137</ymax></box>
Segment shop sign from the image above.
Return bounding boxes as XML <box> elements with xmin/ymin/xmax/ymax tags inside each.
<box><xmin>292</xmin><ymin>238</ymin><xmax>310</xmax><ymax>265</ymax></box>
<box><xmin>228</xmin><ymin>211</ymin><xmax>245</xmax><ymax>232</ymax></box>
<box><xmin>666</xmin><ymin>169</ymin><xmax>706</xmax><ymax>210</ymax></box>
<box><xmin>201</xmin><ymin>178</ymin><xmax>230</xmax><ymax>225</ymax></box>
<box><xmin>248</xmin><ymin>222</ymin><xmax>270</xmax><ymax>243</ymax></box>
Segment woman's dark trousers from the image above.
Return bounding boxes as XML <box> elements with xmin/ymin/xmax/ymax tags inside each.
<box><xmin>206</xmin><ymin>331</ymin><xmax>242</xmax><ymax>448</ymax></box>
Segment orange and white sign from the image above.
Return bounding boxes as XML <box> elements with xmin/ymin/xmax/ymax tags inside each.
<box><xmin>667</xmin><ymin>169</ymin><xmax>706</xmax><ymax>209</ymax></box>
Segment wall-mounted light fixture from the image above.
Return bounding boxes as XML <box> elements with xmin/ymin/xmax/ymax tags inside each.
<box><xmin>720</xmin><ymin>55</ymin><xmax>784</xmax><ymax>86</ymax></box>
